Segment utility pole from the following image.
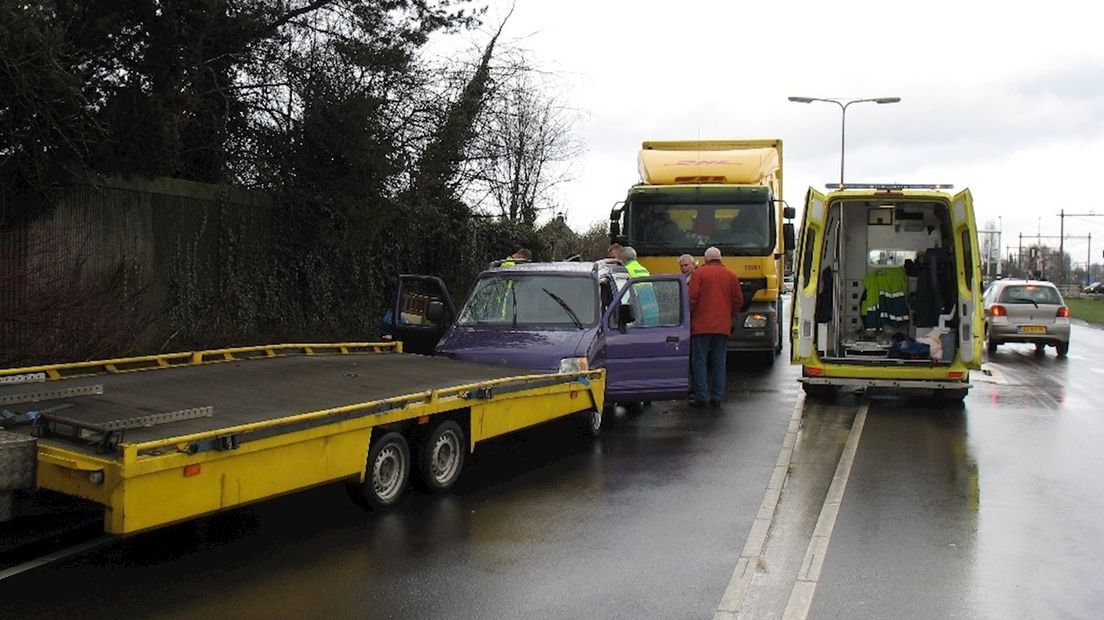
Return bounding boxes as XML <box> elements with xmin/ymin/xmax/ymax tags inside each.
<box><xmin>1057</xmin><ymin>211</ymin><xmax>1104</xmax><ymax>285</ymax></box>
<box><xmin>1059</xmin><ymin>208</ymin><xmax>1064</xmax><ymax>284</ymax></box>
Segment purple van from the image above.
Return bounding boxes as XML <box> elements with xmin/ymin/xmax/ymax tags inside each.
<box><xmin>388</xmin><ymin>260</ymin><xmax>690</xmax><ymax>409</ymax></box>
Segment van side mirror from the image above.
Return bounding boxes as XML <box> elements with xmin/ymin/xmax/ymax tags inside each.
<box><xmin>783</xmin><ymin>206</ymin><xmax>796</xmax><ymax>219</ymax></box>
<box><xmin>783</xmin><ymin>223</ymin><xmax>796</xmax><ymax>252</ymax></box>
<box><xmin>617</xmin><ymin>304</ymin><xmax>635</xmax><ymax>332</ymax></box>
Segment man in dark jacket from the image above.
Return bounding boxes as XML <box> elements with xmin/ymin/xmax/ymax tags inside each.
<box><xmin>687</xmin><ymin>246</ymin><xmax>743</xmax><ymax>408</ymax></box>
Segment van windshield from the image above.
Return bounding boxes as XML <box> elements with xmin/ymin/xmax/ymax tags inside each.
<box><xmin>457</xmin><ymin>274</ymin><xmax>597</xmax><ymax>328</ymax></box>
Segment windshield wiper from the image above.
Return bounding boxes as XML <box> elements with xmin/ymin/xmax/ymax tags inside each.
<box><xmin>542</xmin><ymin>288</ymin><xmax>584</xmax><ymax>329</ymax></box>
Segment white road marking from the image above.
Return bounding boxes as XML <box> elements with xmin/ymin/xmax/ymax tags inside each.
<box><xmin>781</xmin><ymin>402</ymin><xmax>869</xmax><ymax>620</ymax></box>
<box><xmin>0</xmin><ymin>535</ymin><xmax>112</xmax><ymax>581</ymax></box>
<box><xmin>714</xmin><ymin>394</ymin><xmax>806</xmax><ymax>620</ymax></box>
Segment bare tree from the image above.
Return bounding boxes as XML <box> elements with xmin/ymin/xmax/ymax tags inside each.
<box><xmin>459</xmin><ymin>49</ymin><xmax>583</xmax><ymax>226</ymax></box>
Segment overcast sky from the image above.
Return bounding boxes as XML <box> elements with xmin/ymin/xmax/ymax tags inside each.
<box><xmin>437</xmin><ymin>0</ymin><xmax>1104</xmax><ymax>268</ymax></box>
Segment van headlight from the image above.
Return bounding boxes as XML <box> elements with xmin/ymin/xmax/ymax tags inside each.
<box><xmin>744</xmin><ymin>314</ymin><xmax>768</xmax><ymax>328</ymax></box>
<box><xmin>559</xmin><ymin>357</ymin><xmax>589</xmax><ymax>373</ymax></box>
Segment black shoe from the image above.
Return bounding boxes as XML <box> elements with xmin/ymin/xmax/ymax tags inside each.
<box><xmin>709</xmin><ymin>399</ymin><xmax>721</xmax><ymax>408</ymax></box>
<box><xmin>689</xmin><ymin>400</ymin><xmax>706</xmax><ymax>409</ymax></box>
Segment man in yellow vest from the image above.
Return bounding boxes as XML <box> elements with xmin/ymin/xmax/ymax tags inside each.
<box><xmin>619</xmin><ymin>246</ymin><xmax>660</xmax><ymax>326</ymax></box>
<box><xmin>501</xmin><ymin>247</ymin><xmax>531</xmax><ymax>267</ymax></box>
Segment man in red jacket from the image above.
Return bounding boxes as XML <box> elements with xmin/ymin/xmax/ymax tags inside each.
<box><xmin>688</xmin><ymin>246</ymin><xmax>743</xmax><ymax>408</ymax></box>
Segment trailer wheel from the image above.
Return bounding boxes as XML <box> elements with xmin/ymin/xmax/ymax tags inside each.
<box><xmin>576</xmin><ymin>408</ymin><xmax>603</xmax><ymax>438</ymax></box>
<box><xmin>348</xmin><ymin>431</ymin><xmax>410</xmax><ymax>509</ymax></box>
<box><xmin>417</xmin><ymin>421</ymin><xmax>466</xmax><ymax>493</ymax></box>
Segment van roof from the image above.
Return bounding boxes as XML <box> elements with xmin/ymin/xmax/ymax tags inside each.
<box><xmin>483</xmin><ymin>260</ymin><xmax>627</xmax><ymax>278</ymax></box>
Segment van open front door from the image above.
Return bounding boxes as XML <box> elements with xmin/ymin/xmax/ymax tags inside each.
<box><xmin>951</xmin><ymin>189</ymin><xmax>984</xmax><ymax>369</ymax></box>
<box><xmin>601</xmin><ymin>275</ymin><xmax>690</xmax><ymax>402</ymax></box>
<box><xmin>792</xmin><ymin>187</ymin><xmax>827</xmax><ymax>364</ymax></box>
<box><xmin>387</xmin><ymin>275</ymin><xmax>457</xmax><ymax>355</ymax></box>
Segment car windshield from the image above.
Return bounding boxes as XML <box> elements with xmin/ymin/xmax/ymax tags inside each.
<box><xmin>456</xmin><ymin>274</ymin><xmax>597</xmax><ymax>328</ymax></box>
<box><xmin>999</xmin><ymin>285</ymin><xmax>1062</xmax><ymax>305</ymax></box>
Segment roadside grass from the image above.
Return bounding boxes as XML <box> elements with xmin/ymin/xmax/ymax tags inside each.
<box><xmin>1067</xmin><ymin>298</ymin><xmax>1104</xmax><ymax>325</ymax></box>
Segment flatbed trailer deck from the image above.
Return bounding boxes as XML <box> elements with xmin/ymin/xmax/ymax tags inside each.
<box><xmin>0</xmin><ymin>343</ymin><xmax>605</xmax><ymax>535</ymax></box>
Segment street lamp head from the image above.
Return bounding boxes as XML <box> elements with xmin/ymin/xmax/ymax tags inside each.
<box><xmin>874</xmin><ymin>97</ymin><xmax>901</xmax><ymax>104</ymax></box>
<box><xmin>787</xmin><ymin>96</ymin><xmax>815</xmax><ymax>103</ymax></box>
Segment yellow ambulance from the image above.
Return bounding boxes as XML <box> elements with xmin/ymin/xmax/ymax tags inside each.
<box><xmin>790</xmin><ymin>184</ymin><xmax>983</xmax><ymax>402</ymax></box>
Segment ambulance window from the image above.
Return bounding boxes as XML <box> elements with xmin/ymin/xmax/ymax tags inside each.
<box><xmin>801</xmin><ymin>230</ymin><xmax>816</xmax><ymax>287</ymax></box>
<box><xmin>867</xmin><ymin>249</ymin><xmax>917</xmax><ymax>267</ymax></box>
<box><xmin>961</xmin><ymin>231</ymin><xmax>974</xmax><ymax>288</ymax></box>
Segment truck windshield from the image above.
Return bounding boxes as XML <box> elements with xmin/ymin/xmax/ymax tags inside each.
<box><xmin>456</xmin><ymin>274</ymin><xmax>598</xmax><ymax>328</ymax></box>
<box><xmin>627</xmin><ymin>201</ymin><xmax>774</xmax><ymax>255</ymax></box>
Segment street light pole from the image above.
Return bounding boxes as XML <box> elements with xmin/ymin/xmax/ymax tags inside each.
<box><xmin>788</xmin><ymin>96</ymin><xmax>901</xmax><ymax>188</ymax></box>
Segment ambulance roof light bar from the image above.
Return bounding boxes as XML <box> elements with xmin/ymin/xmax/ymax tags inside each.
<box><xmin>825</xmin><ymin>183</ymin><xmax>954</xmax><ymax>191</ymax></box>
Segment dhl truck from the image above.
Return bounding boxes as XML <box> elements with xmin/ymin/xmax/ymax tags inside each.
<box><xmin>790</xmin><ymin>184</ymin><xmax>984</xmax><ymax>402</ymax></box>
<box><xmin>609</xmin><ymin>140</ymin><xmax>796</xmax><ymax>362</ymax></box>
<box><xmin>0</xmin><ymin>343</ymin><xmax>604</xmax><ymax>534</ymax></box>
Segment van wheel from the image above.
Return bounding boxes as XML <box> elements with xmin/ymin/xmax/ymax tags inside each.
<box><xmin>417</xmin><ymin>421</ymin><xmax>466</xmax><ymax>493</ymax></box>
<box><xmin>802</xmin><ymin>384</ymin><xmax>837</xmax><ymax>402</ymax></box>
<box><xmin>1056</xmin><ymin>342</ymin><xmax>1069</xmax><ymax>357</ymax></box>
<box><xmin>347</xmin><ymin>431</ymin><xmax>410</xmax><ymax>509</ymax></box>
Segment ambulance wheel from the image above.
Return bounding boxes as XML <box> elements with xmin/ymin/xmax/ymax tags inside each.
<box><xmin>937</xmin><ymin>388</ymin><xmax>969</xmax><ymax>406</ymax></box>
<box><xmin>802</xmin><ymin>384</ymin><xmax>837</xmax><ymax>402</ymax></box>
<box><xmin>348</xmin><ymin>431</ymin><xmax>410</xmax><ymax>509</ymax></box>
<box><xmin>417</xmin><ymin>421</ymin><xmax>466</xmax><ymax>493</ymax></box>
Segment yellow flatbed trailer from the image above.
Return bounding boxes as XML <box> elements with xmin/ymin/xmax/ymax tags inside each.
<box><xmin>0</xmin><ymin>343</ymin><xmax>605</xmax><ymax>535</ymax></box>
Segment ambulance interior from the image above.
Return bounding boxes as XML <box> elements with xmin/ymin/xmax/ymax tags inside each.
<box><xmin>814</xmin><ymin>200</ymin><xmax>958</xmax><ymax>363</ymax></box>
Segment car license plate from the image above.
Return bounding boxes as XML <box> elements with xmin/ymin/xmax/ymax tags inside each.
<box><xmin>1019</xmin><ymin>325</ymin><xmax>1047</xmax><ymax>334</ymax></box>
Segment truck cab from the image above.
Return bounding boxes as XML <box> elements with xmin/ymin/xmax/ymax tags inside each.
<box><xmin>609</xmin><ymin>139</ymin><xmax>796</xmax><ymax>363</ymax></box>
<box><xmin>387</xmin><ymin>260</ymin><xmax>691</xmax><ymax>406</ymax></box>
<box><xmin>790</xmin><ymin>184</ymin><xmax>983</xmax><ymax>402</ymax></box>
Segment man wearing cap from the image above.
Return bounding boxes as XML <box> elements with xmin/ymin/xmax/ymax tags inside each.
<box><xmin>688</xmin><ymin>246</ymin><xmax>743</xmax><ymax>408</ymax></box>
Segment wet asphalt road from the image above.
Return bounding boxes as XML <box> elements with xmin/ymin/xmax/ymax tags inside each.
<box><xmin>3</xmin><ymin>315</ymin><xmax>1104</xmax><ymax>619</ymax></box>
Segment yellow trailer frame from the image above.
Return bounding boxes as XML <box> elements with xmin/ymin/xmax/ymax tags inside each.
<box><xmin>1</xmin><ymin>343</ymin><xmax>605</xmax><ymax>534</ymax></box>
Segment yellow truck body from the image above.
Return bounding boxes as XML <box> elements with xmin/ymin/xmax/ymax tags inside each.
<box><xmin>610</xmin><ymin>139</ymin><xmax>795</xmax><ymax>361</ymax></box>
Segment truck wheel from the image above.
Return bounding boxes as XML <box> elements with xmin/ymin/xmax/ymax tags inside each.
<box><xmin>417</xmin><ymin>420</ymin><xmax>466</xmax><ymax>493</ymax></box>
<box><xmin>576</xmin><ymin>408</ymin><xmax>603</xmax><ymax>437</ymax></box>
<box><xmin>348</xmin><ymin>431</ymin><xmax>410</xmax><ymax>509</ymax></box>
<box><xmin>802</xmin><ymin>384</ymin><xmax>837</xmax><ymax>402</ymax></box>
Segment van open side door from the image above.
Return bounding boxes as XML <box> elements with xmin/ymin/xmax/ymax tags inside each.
<box><xmin>600</xmin><ymin>275</ymin><xmax>690</xmax><ymax>402</ymax></box>
<box><xmin>792</xmin><ymin>187</ymin><xmax>827</xmax><ymax>364</ymax></box>
<box><xmin>387</xmin><ymin>275</ymin><xmax>457</xmax><ymax>355</ymax></box>
<box><xmin>951</xmin><ymin>189</ymin><xmax>984</xmax><ymax>369</ymax></box>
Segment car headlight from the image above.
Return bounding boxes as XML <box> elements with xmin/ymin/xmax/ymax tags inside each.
<box><xmin>744</xmin><ymin>313</ymin><xmax>768</xmax><ymax>329</ymax></box>
<box><xmin>558</xmin><ymin>357</ymin><xmax>589</xmax><ymax>373</ymax></box>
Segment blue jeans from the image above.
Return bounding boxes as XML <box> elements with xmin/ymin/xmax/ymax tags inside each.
<box><xmin>691</xmin><ymin>334</ymin><xmax>728</xmax><ymax>402</ymax></box>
